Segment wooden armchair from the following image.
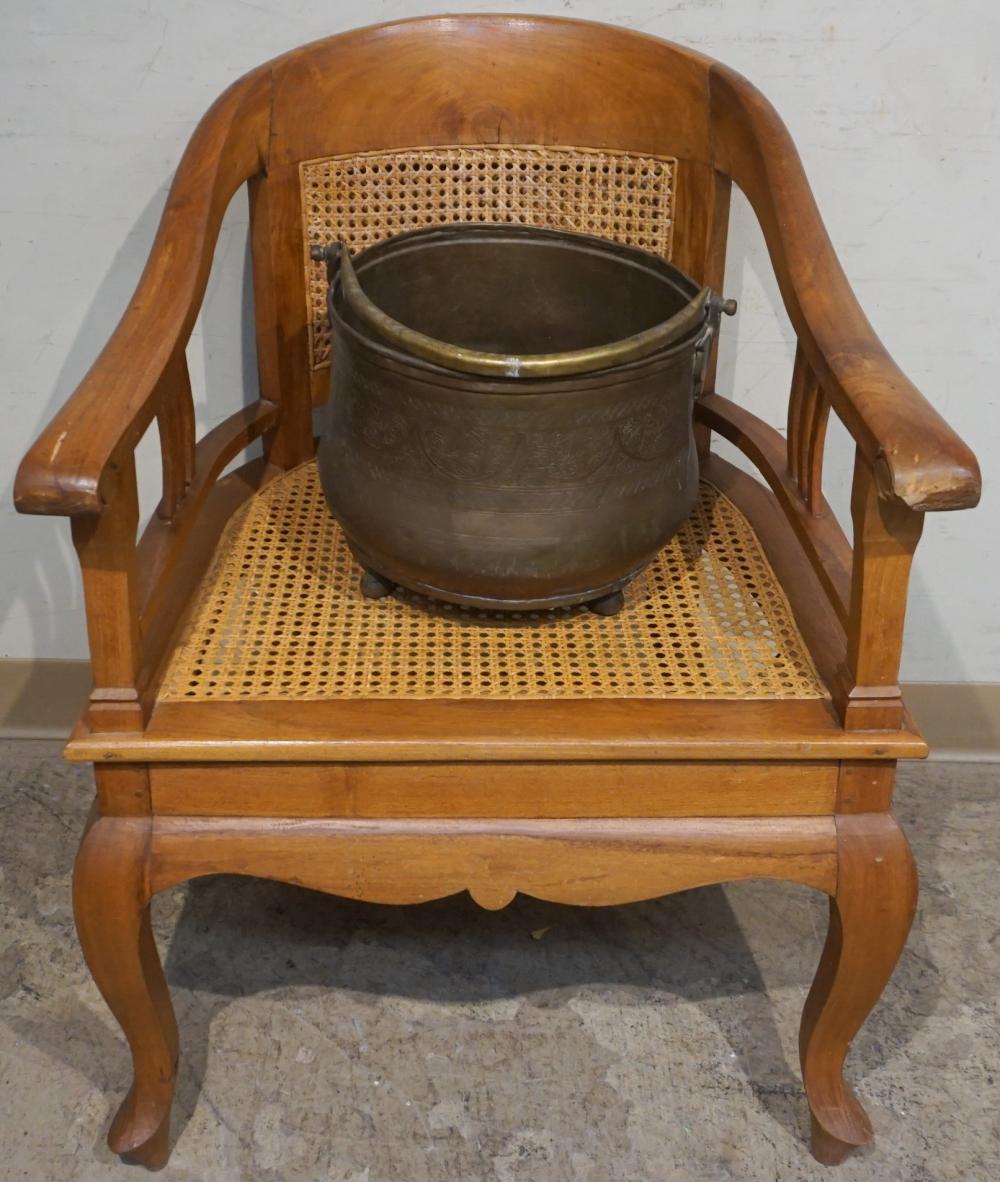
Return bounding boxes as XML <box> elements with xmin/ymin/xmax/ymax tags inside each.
<box><xmin>14</xmin><ymin>14</ymin><xmax>980</xmax><ymax>1170</ymax></box>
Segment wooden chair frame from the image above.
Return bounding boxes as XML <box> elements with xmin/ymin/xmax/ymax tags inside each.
<box><xmin>15</xmin><ymin>15</ymin><xmax>980</xmax><ymax>1169</ymax></box>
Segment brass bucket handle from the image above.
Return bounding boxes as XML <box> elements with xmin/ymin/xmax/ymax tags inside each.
<box><xmin>316</xmin><ymin>242</ymin><xmax>735</xmax><ymax>379</ymax></box>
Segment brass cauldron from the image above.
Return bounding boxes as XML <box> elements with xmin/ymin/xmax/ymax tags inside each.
<box><xmin>316</xmin><ymin>224</ymin><xmax>734</xmax><ymax>614</ymax></box>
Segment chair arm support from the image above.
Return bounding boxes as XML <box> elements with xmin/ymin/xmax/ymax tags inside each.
<box><xmin>14</xmin><ymin>67</ymin><xmax>271</xmax><ymax>518</ymax></box>
<box><xmin>708</xmin><ymin>63</ymin><xmax>981</xmax><ymax>513</ymax></box>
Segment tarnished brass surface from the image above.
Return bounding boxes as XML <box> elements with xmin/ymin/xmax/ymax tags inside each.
<box><xmin>336</xmin><ymin>241</ymin><xmax>713</xmax><ymax>379</ymax></box>
<box><xmin>317</xmin><ymin>224</ymin><xmax>734</xmax><ymax>611</ymax></box>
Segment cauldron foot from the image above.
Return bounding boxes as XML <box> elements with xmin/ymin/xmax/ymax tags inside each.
<box><xmin>587</xmin><ymin>589</ymin><xmax>625</xmax><ymax>617</ymax></box>
<box><xmin>360</xmin><ymin>569</ymin><xmax>395</xmax><ymax>600</ymax></box>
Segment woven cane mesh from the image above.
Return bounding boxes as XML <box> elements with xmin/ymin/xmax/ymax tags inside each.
<box><xmin>301</xmin><ymin>145</ymin><xmax>677</xmax><ymax>370</ymax></box>
<box><xmin>159</xmin><ymin>463</ymin><xmax>824</xmax><ymax>703</ymax></box>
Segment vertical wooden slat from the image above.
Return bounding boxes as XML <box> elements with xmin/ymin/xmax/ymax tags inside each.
<box><xmin>249</xmin><ymin>170</ymin><xmax>315</xmax><ymax>469</ymax></box>
<box><xmin>804</xmin><ymin>384</ymin><xmax>831</xmax><ymax>513</ymax></box>
<box><xmin>787</xmin><ymin>344</ymin><xmax>807</xmax><ymax>488</ymax></box>
<box><xmin>155</xmin><ymin>349</ymin><xmax>196</xmax><ymax>521</ymax></box>
<box><xmin>698</xmin><ymin>169</ymin><xmax>733</xmax><ymax>402</ymax></box>
<box><xmin>787</xmin><ymin>343</ymin><xmax>830</xmax><ymax>513</ymax></box>
<box><xmin>671</xmin><ymin>161</ymin><xmax>732</xmax><ymax>290</ymax></box>
<box><xmin>672</xmin><ymin>161</ymin><xmax>732</xmax><ymax>457</ymax></box>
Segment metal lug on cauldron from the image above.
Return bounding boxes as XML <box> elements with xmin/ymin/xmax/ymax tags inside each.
<box><xmin>310</xmin><ymin>242</ymin><xmax>343</xmax><ymax>285</ymax></box>
<box><xmin>692</xmin><ymin>293</ymin><xmax>738</xmax><ymax>399</ymax></box>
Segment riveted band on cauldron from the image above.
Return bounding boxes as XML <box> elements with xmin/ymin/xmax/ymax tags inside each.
<box><xmin>315</xmin><ymin>224</ymin><xmax>735</xmax><ymax>614</ymax></box>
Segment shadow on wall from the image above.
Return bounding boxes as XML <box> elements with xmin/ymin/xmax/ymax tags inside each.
<box><xmin>2</xmin><ymin>175</ymin><xmax>260</xmax><ymax>727</ymax></box>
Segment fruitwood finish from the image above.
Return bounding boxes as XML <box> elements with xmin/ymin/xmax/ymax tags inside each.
<box><xmin>15</xmin><ymin>15</ymin><xmax>980</xmax><ymax>1171</ymax></box>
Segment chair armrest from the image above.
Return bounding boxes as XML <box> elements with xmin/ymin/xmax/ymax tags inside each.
<box><xmin>709</xmin><ymin>63</ymin><xmax>981</xmax><ymax>512</ymax></box>
<box><xmin>14</xmin><ymin>67</ymin><xmax>270</xmax><ymax>518</ymax></box>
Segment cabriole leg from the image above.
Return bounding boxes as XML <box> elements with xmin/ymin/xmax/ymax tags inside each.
<box><xmin>800</xmin><ymin>813</ymin><xmax>917</xmax><ymax>1164</ymax></box>
<box><xmin>73</xmin><ymin>813</ymin><xmax>179</xmax><ymax>1170</ymax></box>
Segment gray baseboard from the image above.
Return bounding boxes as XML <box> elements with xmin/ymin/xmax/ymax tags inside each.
<box><xmin>1</xmin><ymin>658</ymin><xmax>998</xmax><ymax>759</ymax></box>
<box><xmin>0</xmin><ymin>659</ymin><xmax>93</xmax><ymax>739</ymax></box>
<box><xmin>901</xmin><ymin>683</ymin><xmax>1000</xmax><ymax>762</ymax></box>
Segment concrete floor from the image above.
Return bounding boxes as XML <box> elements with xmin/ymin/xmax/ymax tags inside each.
<box><xmin>0</xmin><ymin>741</ymin><xmax>996</xmax><ymax>1181</ymax></box>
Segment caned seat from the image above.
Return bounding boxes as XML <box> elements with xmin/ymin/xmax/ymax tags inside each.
<box><xmin>15</xmin><ymin>14</ymin><xmax>979</xmax><ymax>1171</ymax></box>
<box><xmin>69</xmin><ymin>452</ymin><xmax>929</xmax><ymax>768</ymax></box>
<box><xmin>160</xmin><ymin>464</ymin><xmax>824</xmax><ymax>704</ymax></box>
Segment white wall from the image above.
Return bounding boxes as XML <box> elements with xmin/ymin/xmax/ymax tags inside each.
<box><xmin>2</xmin><ymin>0</ymin><xmax>997</xmax><ymax>681</ymax></box>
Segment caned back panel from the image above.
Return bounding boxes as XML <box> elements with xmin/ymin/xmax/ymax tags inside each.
<box><xmin>300</xmin><ymin>144</ymin><xmax>678</xmax><ymax>372</ymax></box>
<box><xmin>252</xmin><ymin>16</ymin><xmax>725</xmax><ymax>419</ymax></box>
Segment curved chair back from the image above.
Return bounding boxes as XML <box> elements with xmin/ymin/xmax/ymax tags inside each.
<box><xmin>245</xmin><ymin>16</ymin><xmax>731</xmax><ymax>441</ymax></box>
